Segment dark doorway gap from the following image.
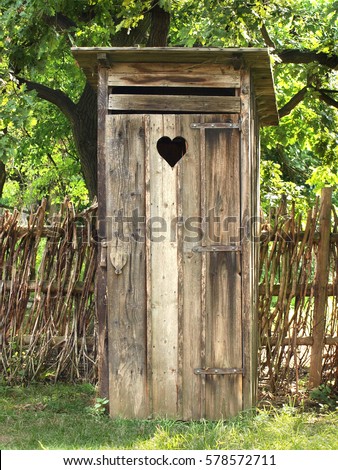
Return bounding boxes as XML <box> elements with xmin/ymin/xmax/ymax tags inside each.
<box><xmin>110</xmin><ymin>86</ymin><xmax>236</xmax><ymax>96</ymax></box>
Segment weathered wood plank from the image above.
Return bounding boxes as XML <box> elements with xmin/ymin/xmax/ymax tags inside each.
<box><xmin>240</xmin><ymin>70</ymin><xmax>255</xmax><ymax>410</ymax></box>
<box><xmin>180</xmin><ymin>114</ymin><xmax>203</xmax><ymax>419</ymax></box>
<box><xmin>204</xmin><ymin>115</ymin><xmax>242</xmax><ymax>419</ymax></box>
<box><xmin>96</xmin><ymin>65</ymin><xmax>109</xmax><ymax>400</ymax></box>
<box><xmin>251</xmin><ymin>94</ymin><xmax>260</xmax><ymax>408</ymax></box>
<box><xmin>149</xmin><ymin>115</ymin><xmax>179</xmax><ymax>417</ymax></box>
<box><xmin>108</xmin><ymin>95</ymin><xmax>241</xmax><ymax>113</ymax></box>
<box><xmin>176</xmin><ymin>114</ymin><xmax>184</xmax><ymax>418</ymax></box>
<box><xmin>199</xmin><ymin>120</ymin><xmax>207</xmax><ymax>419</ymax></box>
<box><xmin>144</xmin><ymin>114</ymin><xmax>153</xmax><ymax>416</ymax></box>
<box><xmin>108</xmin><ymin>63</ymin><xmax>240</xmax><ymax>88</ymax></box>
<box><xmin>107</xmin><ymin>114</ymin><xmax>148</xmax><ymax>418</ymax></box>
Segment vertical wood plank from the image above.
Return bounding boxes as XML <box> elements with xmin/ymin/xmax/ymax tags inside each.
<box><xmin>251</xmin><ymin>96</ymin><xmax>261</xmax><ymax>407</ymax></box>
<box><xmin>200</xmin><ymin>122</ymin><xmax>207</xmax><ymax>419</ymax></box>
<box><xmin>96</xmin><ymin>66</ymin><xmax>109</xmax><ymax>400</ymax></box>
<box><xmin>181</xmin><ymin>114</ymin><xmax>204</xmax><ymax>420</ymax></box>
<box><xmin>204</xmin><ymin>114</ymin><xmax>242</xmax><ymax>419</ymax></box>
<box><xmin>176</xmin><ymin>114</ymin><xmax>184</xmax><ymax>418</ymax></box>
<box><xmin>144</xmin><ymin>115</ymin><xmax>153</xmax><ymax>415</ymax></box>
<box><xmin>240</xmin><ymin>70</ymin><xmax>255</xmax><ymax>410</ymax></box>
<box><xmin>107</xmin><ymin>114</ymin><xmax>148</xmax><ymax>418</ymax></box>
<box><xmin>149</xmin><ymin>115</ymin><xmax>179</xmax><ymax>417</ymax></box>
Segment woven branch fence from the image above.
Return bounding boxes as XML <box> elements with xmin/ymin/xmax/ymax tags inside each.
<box><xmin>259</xmin><ymin>188</ymin><xmax>338</xmax><ymax>394</ymax></box>
<box><xmin>0</xmin><ymin>198</ymin><xmax>98</xmax><ymax>383</ymax></box>
<box><xmin>0</xmin><ymin>190</ymin><xmax>337</xmax><ymax>396</ymax></box>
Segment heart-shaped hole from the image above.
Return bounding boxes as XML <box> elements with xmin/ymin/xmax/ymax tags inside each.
<box><xmin>156</xmin><ymin>136</ymin><xmax>187</xmax><ymax>168</ymax></box>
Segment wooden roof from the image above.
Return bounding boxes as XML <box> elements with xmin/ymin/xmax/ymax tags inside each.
<box><xmin>72</xmin><ymin>47</ymin><xmax>278</xmax><ymax>126</ymax></box>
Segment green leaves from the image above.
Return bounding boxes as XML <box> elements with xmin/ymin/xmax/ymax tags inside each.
<box><xmin>0</xmin><ymin>0</ymin><xmax>337</xmax><ymax>210</ymax></box>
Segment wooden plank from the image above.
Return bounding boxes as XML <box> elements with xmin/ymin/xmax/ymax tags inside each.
<box><xmin>251</xmin><ymin>91</ymin><xmax>260</xmax><ymax>408</ymax></box>
<box><xmin>180</xmin><ymin>114</ymin><xmax>204</xmax><ymax>420</ymax></box>
<box><xmin>109</xmin><ymin>62</ymin><xmax>237</xmax><ymax>74</ymax></box>
<box><xmin>309</xmin><ymin>187</ymin><xmax>333</xmax><ymax>388</ymax></box>
<box><xmin>107</xmin><ymin>114</ymin><xmax>148</xmax><ymax>418</ymax></box>
<box><xmin>108</xmin><ymin>95</ymin><xmax>241</xmax><ymax>113</ymax></box>
<box><xmin>204</xmin><ymin>115</ymin><xmax>242</xmax><ymax>419</ymax></box>
<box><xmin>144</xmin><ymin>115</ymin><xmax>153</xmax><ymax>416</ymax></box>
<box><xmin>96</xmin><ymin>65</ymin><xmax>109</xmax><ymax>400</ymax></box>
<box><xmin>199</xmin><ymin>122</ymin><xmax>207</xmax><ymax>419</ymax></box>
<box><xmin>149</xmin><ymin>115</ymin><xmax>179</xmax><ymax>417</ymax></box>
<box><xmin>72</xmin><ymin>46</ymin><xmax>272</xmax><ymax>67</ymax></box>
<box><xmin>176</xmin><ymin>114</ymin><xmax>184</xmax><ymax>418</ymax></box>
<box><xmin>240</xmin><ymin>70</ymin><xmax>255</xmax><ymax>410</ymax></box>
<box><xmin>108</xmin><ymin>63</ymin><xmax>240</xmax><ymax>87</ymax></box>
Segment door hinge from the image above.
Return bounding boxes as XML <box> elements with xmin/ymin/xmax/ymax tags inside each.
<box><xmin>194</xmin><ymin>368</ymin><xmax>244</xmax><ymax>376</ymax></box>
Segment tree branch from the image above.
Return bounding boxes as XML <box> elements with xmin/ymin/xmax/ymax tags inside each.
<box><xmin>318</xmin><ymin>88</ymin><xmax>338</xmax><ymax>94</ymax></box>
<box><xmin>278</xmin><ymin>86</ymin><xmax>308</xmax><ymax>118</ymax></box>
<box><xmin>277</xmin><ymin>49</ymin><xmax>338</xmax><ymax>70</ymax></box>
<box><xmin>317</xmin><ymin>89</ymin><xmax>338</xmax><ymax>109</ymax></box>
<box><xmin>0</xmin><ymin>160</ymin><xmax>6</xmax><ymax>199</ymax></box>
<box><xmin>260</xmin><ymin>23</ymin><xmax>275</xmax><ymax>49</ymax></box>
<box><xmin>16</xmin><ymin>77</ymin><xmax>77</xmax><ymax>123</ymax></box>
<box><xmin>43</xmin><ymin>13</ymin><xmax>78</xmax><ymax>31</ymax></box>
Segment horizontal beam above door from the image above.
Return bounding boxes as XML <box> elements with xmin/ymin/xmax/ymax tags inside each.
<box><xmin>108</xmin><ymin>95</ymin><xmax>241</xmax><ymax>113</ymax></box>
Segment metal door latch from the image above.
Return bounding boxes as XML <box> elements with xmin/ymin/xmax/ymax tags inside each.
<box><xmin>194</xmin><ymin>368</ymin><xmax>244</xmax><ymax>375</ymax></box>
<box><xmin>192</xmin><ymin>245</ymin><xmax>241</xmax><ymax>253</ymax></box>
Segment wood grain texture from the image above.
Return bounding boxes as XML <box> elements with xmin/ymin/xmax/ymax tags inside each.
<box><xmin>180</xmin><ymin>114</ymin><xmax>204</xmax><ymax>419</ymax></box>
<box><xmin>105</xmin><ymin>109</ymin><xmax>255</xmax><ymax>419</ymax></box>
<box><xmin>72</xmin><ymin>47</ymin><xmax>278</xmax><ymax>125</ymax></box>
<box><xmin>106</xmin><ymin>114</ymin><xmax>148</xmax><ymax>418</ymax></box>
<box><xmin>96</xmin><ymin>66</ymin><xmax>109</xmax><ymax>400</ymax></box>
<box><xmin>108</xmin><ymin>95</ymin><xmax>241</xmax><ymax>114</ymax></box>
<box><xmin>148</xmin><ymin>114</ymin><xmax>179</xmax><ymax>417</ymax></box>
<box><xmin>203</xmin><ymin>115</ymin><xmax>242</xmax><ymax>419</ymax></box>
<box><xmin>240</xmin><ymin>70</ymin><xmax>255</xmax><ymax>410</ymax></box>
<box><xmin>107</xmin><ymin>63</ymin><xmax>240</xmax><ymax>88</ymax></box>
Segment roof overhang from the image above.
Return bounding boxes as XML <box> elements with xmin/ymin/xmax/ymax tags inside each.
<box><xmin>72</xmin><ymin>47</ymin><xmax>279</xmax><ymax>126</ymax></box>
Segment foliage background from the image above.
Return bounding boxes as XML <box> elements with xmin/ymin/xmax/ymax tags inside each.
<box><xmin>0</xmin><ymin>0</ymin><xmax>337</xmax><ymax>212</ymax></box>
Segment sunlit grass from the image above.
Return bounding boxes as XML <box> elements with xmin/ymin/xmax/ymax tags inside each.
<box><xmin>0</xmin><ymin>384</ymin><xmax>337</xmax><ymax>450</ymax></box>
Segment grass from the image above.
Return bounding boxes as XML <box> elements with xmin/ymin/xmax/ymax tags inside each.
<box><xmin>0</xmin><ymin>383</ymin><xmax>338</xmax><ymax>450</ymax></box>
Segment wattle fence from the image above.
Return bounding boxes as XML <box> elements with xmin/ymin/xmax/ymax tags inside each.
<box><xmin>0</xmin><ymin>198</ymin><xmax>98</xmax><ymax>383</ymax></box>
<box><xmin>0</xmin><ymin>190</ymin><xmax>337</xmax><ymax>397</ymax></box>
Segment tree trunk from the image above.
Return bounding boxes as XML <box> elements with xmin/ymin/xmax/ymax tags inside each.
<box><xmin>72</xmin><ymin>82</ymin><xmax>98</xmax><ymax>200</ymax></box>
<box><xmin>16</xmin><ymin>5</ymin><xmax>171</xmax><ymax>200</ymax></box>
<box><xmin>147</xmin><ymin>2</ymin><xmax>171</xmax><ymax>46</ymax></box>
<box><xmin>70</xmin><ymin>4</ymin><xmax>170</xmax><ymax>199</ymax></box>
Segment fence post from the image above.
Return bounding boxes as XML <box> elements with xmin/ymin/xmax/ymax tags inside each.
<box><xmin>309</xmin><ymin>187</ymin><xmax>332</xmax><ymax>389</ymax></box>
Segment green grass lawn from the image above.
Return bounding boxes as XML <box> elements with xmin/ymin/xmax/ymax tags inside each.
<box><xmin>0</xmin><ymin>383</ymin><xmax>337</xmax><ymax>450</ymax></box>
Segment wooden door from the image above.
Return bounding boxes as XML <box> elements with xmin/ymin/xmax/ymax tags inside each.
<box><xmin>106</xmin><ymin>113</ymin><xmax>243</xmax><ymax>420</ymax></box>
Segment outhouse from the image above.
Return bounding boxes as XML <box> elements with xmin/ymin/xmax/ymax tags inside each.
<box><xmin>72</xmin><ymin>47</ymin><xmax>278</xmax><ymax>420</ymax></box>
